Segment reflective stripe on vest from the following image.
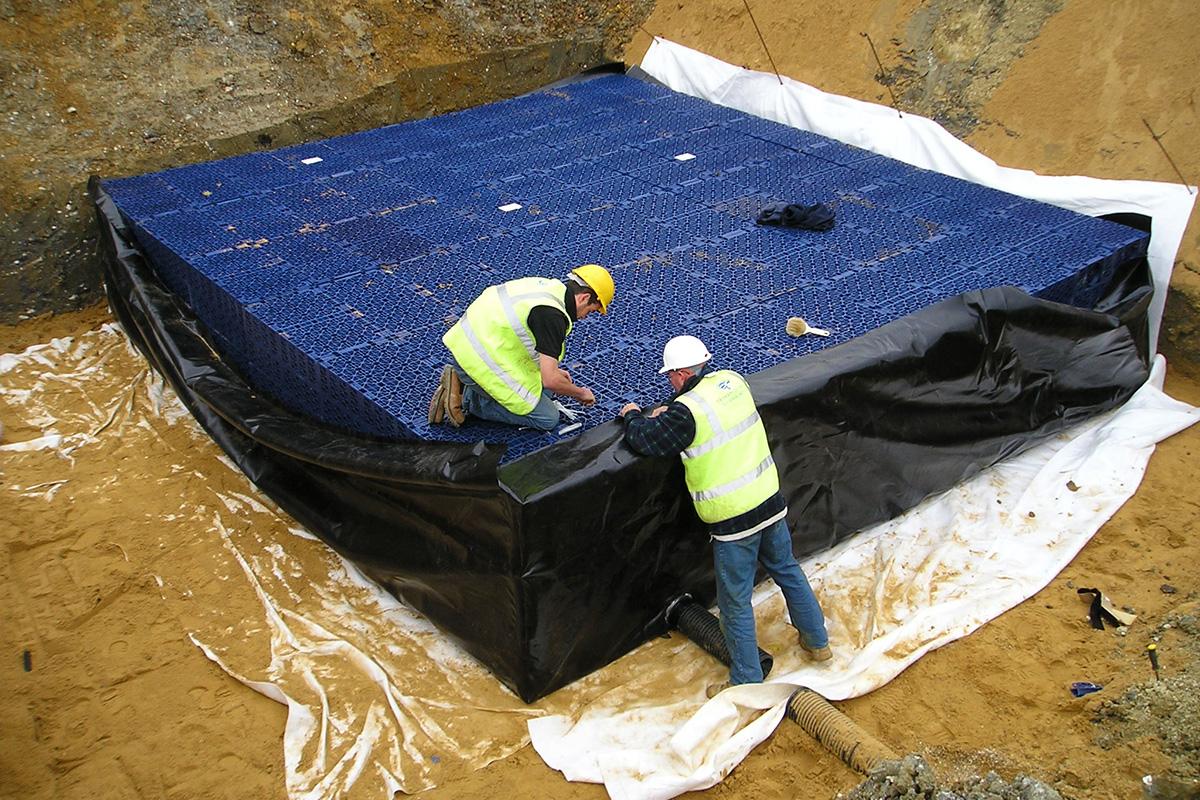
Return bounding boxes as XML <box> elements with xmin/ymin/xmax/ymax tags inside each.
<box><xmin>443</xmin><ymin>277</ymin><xmax>571</xmax><ymax>415</ymax></box>
<box><xmin>676</xmin><ymin>370</ymin><xmax>779</xmax><ymax>524</ymax></box>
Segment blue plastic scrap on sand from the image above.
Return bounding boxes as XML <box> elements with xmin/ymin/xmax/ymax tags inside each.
<box><xmin>102</xmin><ymin>73</ymin><xmax>1149</xmax><ymax>463</ymax></box>
<box><xmin>1070</xmin><ymin>681</ymin><xmax>1103</xmax><ymax>697</ymax></box>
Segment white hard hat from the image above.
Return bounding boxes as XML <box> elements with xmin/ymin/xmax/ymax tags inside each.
<box><xmin>659</xmin><ymin>335</ymin><xmax>712</xmax><ymax>374</ymax></box>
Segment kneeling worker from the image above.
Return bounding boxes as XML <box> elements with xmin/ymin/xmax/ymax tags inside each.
<box><xmin>619</xmin><ymin>334</ymin><xmax>831</xmax><ymax>697</ymax></box>
<box><xmin>431</xmin><ymin>264</ymin><xmax>614</xmax><ymax>430</ymax></box>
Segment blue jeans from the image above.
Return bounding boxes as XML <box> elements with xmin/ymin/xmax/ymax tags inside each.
<box><xmin>713</xmin><ymin>517</ymin><xmax>828</xmax><ymax>685</ymax></box>
<box><xmin>451</xmin><ymin>361</ymin><xmax>560</xmax><ymax>431</ymax></box>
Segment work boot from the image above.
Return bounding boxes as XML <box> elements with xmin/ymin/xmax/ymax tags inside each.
<box><xmin>800</xmin><ymin>634</ymin><xmax>832</xmax><ymax>663</ymax></box>
<box><xmin>427</xmin><ymin>369</ymin><xmax>446</xmax><ymax>424</ymax></box>
<box><xmin>442</xmin><ymin>366</ymin><xmax>466</xmax><ymax>427</ymax></box>
<box><xmin>705</xmin><ymin>680</ymin><xmax>731</xmax><ymax>699</ymax></box>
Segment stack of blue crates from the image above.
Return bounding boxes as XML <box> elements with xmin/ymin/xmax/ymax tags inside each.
<box><xmin>104</xmin><ymin>73</ymin><xmax>1148</xmax><ymax>463</ymax></box>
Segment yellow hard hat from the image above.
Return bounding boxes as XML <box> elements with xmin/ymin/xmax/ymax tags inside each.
<box><xmin>570</xmin><ymin>263</ymin><xmax>615</xmax><ymax>314</ymax></box>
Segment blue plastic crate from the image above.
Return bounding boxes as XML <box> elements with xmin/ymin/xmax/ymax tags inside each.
<box><xmin>673</xmin><ymin>208</ymin><xmax>751</xmax><ymax>241</ymax></box>
<box><xmin>854</xmin><ymin>179</ymin><xmax>943</xmax><ymax>213</ymax></box>
<box><xmin>970</xmin><ymin>251</ymin><xmax>1051</xmax><ymax>296</ymax></box>
<box><xmin>109</xmin><ymin>71</ymin><xmax>1149</xmax><ymax>460</ymax></box>
<box><xmin>877</xmin><ymin>285</ymin><xmax>943</xmax><ymax>318</ymax></box>
<box><xmin>103</xmin><ymin>174</ymin><xmax>188</xmax><ymax>221</ymax></box>
<box><xmin>842</xmin><ymin>205</ymin><xmax>940</xmax><ymax>250</ymax></box>
<box><xmin>156</xmin><ymin>160</ymin><xmax>249</xmax><ymax>205</ymax></box>
<box><xmin>548</xmin><ymin>159</ymin><xmax>625</xmax><ymax>188</ymax></box>
<box><xmin>206</xmin><ymin>195</ymin><xmax>304</xmax><ymax>244</ymax></box>
<box><xmin>831</xmin><ymin>265</ymin><xmax>921</xmax><ymax>309</ymax></box>
<box><xmin>818</xmin><ymin>226</ymin><xmax>914</xmax><ymax>266</ymax></box>
<box><xmin>611</xmin><ymin>253</ymin><xmax>702</xmax><ymax>292</ymax></box>
<box><xmin>929</xmin><ymin>268</ymin><xmax>991</xmax><ymax>299</ymax></box>
<box><xmin>920</xmin><ymin>231</ymin><xmax>1016</xmax><ymax>270</ymax></box>
<box><xmin>629</xmin><ymin>132</ymin><xmax>702</xmax><ymax>159</ymax></box>
<box><xmin>599</xmin><ymin>145</ymin><xmax>671</xmax><ymax>175</ymax></box>
<box><xmin>281</xmin><ymin>309</ymin><xmax>381</xmax><ymax>361</ymax></box>
<box><xmin>870</xmin><ymin>250</ymin><xmax>943</xmax><ymax>284</ymax></box>
<box><xmin>213</xmin><ymin>259</ymin><xmax>316</xmax><ymax>305</ymax></box>
<box><xmin>327</xmin><ymin>214</ymin><xmax>433</xmax><ymax>264</ymax></box>
<box><xmin>991</xmin><ymin>198</ymin><xmax>1083</xmax><ymax>232</ymax></box>
<box><xmin>1015</xmin><ymin>231</ymin><xmax>1114</xmax><ymax>278</ymax></box>
<box><xmin>406</xmin><ymin>258</ymin><xmax>506</xmax><ymax>314</ymax></box>
<box><xmin>1057</xmin><ymin>214</ymin><xmax>1149</xmax><ymax>252</ymax></box>
<box><xmin>140</xmin><ymin>208</ymin><xmax>244</xmax><ymax>259</ymax></box>
<box><xmin>626</xmin><ymin>159</ymin><xmax>709</xmax><ymax>192</ymax></box>
<box><xmin>771</xmin><ymin>286</ymin><xmax>890</xmax><ymax>345</ymax></box>
<box><xmin>327</xmin><ymin>267</ymin><xmax>439</xmax><ymax>333</ymax></box>
<box><xmin>674</xmin><ymin>175</ymin><xmax>760</xmax><ymax>207</ymax></box>
<box><xmin>547</xmin><ymin>236</ymin><xmax>645</xmax><ymax>272</ymax></box>
<box><xmin>245</xmin><ymin>283</ymin><xmax>349</xmax><ymax>331</ymax></box>
<box><xmin>378</xmin><ymin>161</ymin><xmax>465</xmax><ymax>198</ymax></box>
<box><xmin>708</xmin><ymin>225</ymin><xmax>816</xmax><ymax>265</ymax></box>
<box><xmin>460</xmin><ymin>240</ymin><xmax>572</xmax><ymax>281</ymax></box>
<box><xmin>264</xmin><ymin>230</ymin><xmax>373</xmax><ymax>283</ymax></box>
<box><xmin>346</xmin><ymin>178</ymin><xmax>428</xmax><ymax>216</ymax></box>
<box><xmin>268</xmin><ymin>142</ymin><xmax>364</xmax><ymax>180</ymax></box>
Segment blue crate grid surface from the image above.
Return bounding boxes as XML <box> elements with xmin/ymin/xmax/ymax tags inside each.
<box><xmin>104</xmin><ymin>73</ymin><xmax>1148</xmax><ymax>463</ymax></box>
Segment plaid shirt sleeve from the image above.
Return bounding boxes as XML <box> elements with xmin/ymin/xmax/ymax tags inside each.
<box><xmin>621</xmin><ymin>401</ymin><xmax>696</xmax><ymax>457</ymax></box>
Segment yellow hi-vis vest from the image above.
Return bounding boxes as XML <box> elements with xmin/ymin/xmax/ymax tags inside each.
<box><xmin>442</xmin><ymin>277</ymin><xmax>572</xmax><ymax>415</ymax></box>
<box><xmin>676</xmin><ymin>370</ymin><xmax>780</xmax><ymax>524</ymax></box>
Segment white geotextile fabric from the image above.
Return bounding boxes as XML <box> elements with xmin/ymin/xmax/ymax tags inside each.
<box><xmin>523</xmin><ymin>40</ymin><xmax>1200</xmax><ymax>798</ymax></box>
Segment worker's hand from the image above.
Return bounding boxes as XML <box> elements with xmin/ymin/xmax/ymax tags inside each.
<box><xmin>619</xmin><ymin>402</ymin><xmax>641</xmax><ymax>417</ymax></box>
<box><xmin>576</xmin><ymin>386</ymin><xmax>596</xmax><ymax>406</ymax></box>
<box><xmin>648</xmin><ymin>405</ymin><xmax>668</xmax><ymax>418</ymax></box>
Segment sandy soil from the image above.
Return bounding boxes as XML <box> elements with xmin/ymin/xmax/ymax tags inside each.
<box><xmin>1</xmin><ymin>304</ymin><xmax>1198</xmax><ymax>800</ymax></box>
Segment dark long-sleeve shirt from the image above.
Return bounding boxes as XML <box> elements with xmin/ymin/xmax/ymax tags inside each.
<box><xmin>621</xmin><ymin>367</ymin><xmax>787</xmax><ymax>540</ymax></box>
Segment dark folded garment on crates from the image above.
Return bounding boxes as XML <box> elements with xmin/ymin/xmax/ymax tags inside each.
<box><xmin>756</xmin><ymin>202</ymin><xmax>836</xmax><ymax>231</ymax></box>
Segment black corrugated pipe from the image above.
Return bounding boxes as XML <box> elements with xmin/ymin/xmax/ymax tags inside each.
<box><xmin>785</xmin><ymin>688</ymin><xmax>897</xmax><ymax>774</ymax></box>
<box><xmin>665</xmin><ymin>594</ymin><xmax>774</xmax><ymax>678</ymax></box>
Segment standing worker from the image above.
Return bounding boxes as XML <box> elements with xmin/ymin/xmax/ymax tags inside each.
<box><xmin>619</xmin><ymin>334</ymin><xmax>831</xmax><ymax>697</ymax></box>
<box><xmin>431</xmin><ymin>264</ymin><xmax>615</xmax><ymax>431</ymax></box>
